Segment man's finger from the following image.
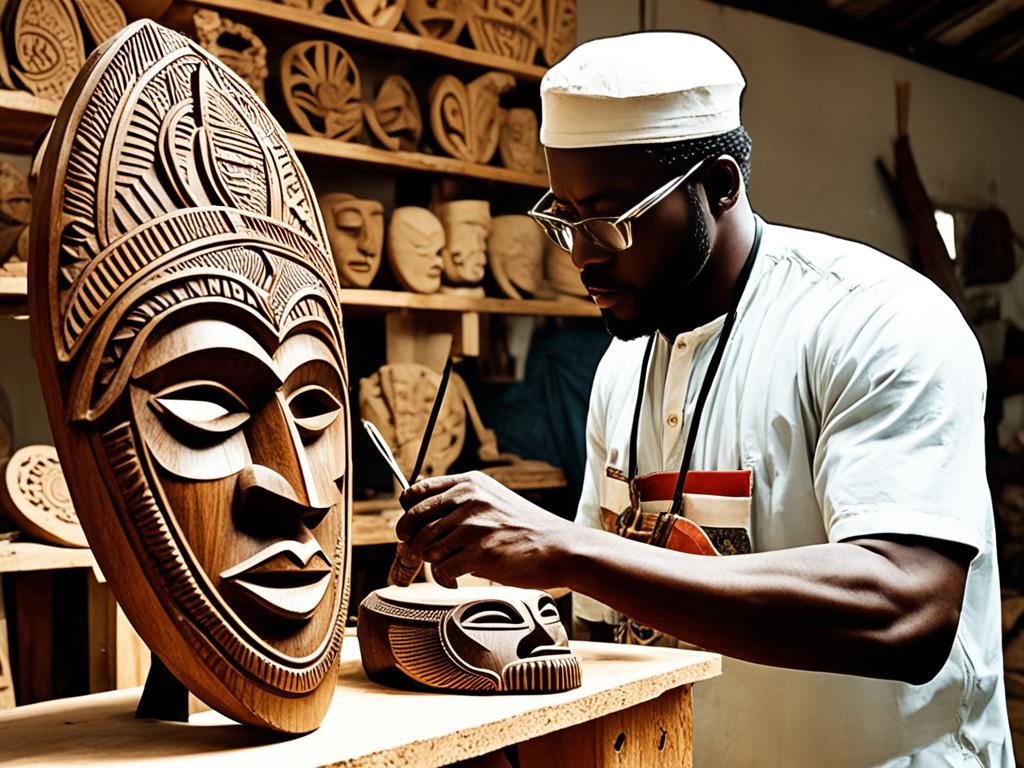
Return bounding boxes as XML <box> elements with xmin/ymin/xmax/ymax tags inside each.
<box><xmin>395</xmin><ymin>481</ymin><xmax>471</xmax><ymax>541</ymax></box>
<box><xmin>433</xmin><ymin>545</ymin><xmax>479</xmax><ymax>590</ymax></box>
<box><xmin>400</xmin><ymin>472</ymin><xmax>473</xmax><ymax>509</ymax></box>
<box><xmin>404</xmin><ymin>504</ymin><xmax>472</xmax><ymax>561</ymax></box>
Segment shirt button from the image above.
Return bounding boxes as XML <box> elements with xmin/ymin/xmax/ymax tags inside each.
<box><xmin>676</xmin><ymin>339</ymin><xmax>687</xmax><ymax>350</ymax></box>
<box><xmin>667</xmin><ymin>414</ymin><xmax>680</xmax><ymax>427</ymax></box>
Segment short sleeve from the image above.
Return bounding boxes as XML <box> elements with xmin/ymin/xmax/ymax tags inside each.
<box><xmin>811</xmin><ymin>278</ymin><xmax>987</xmax><ymax>553</ymax></box>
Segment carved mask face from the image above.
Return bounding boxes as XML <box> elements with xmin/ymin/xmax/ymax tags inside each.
<box><xmin>488</xmin><ymin>215</ymin><xmax>543</xmax><ymax>299</ymax></box>
<box><xmin>358</xmin><ymin>585</ymin><xmax>582</xmax><ymax>693</ymax></box>
<box><xmin>434</xmin><ymin>200</ymin><xmax>490</xmax><ymax>285</ymax></box>
<box><xmin>29</xmin><ymin>22</ymin><xmax>350</xmax><ymax>733</ymax></box>
<box><xmin>320</xmin><ymin>193</ymin><xmax>384</xmax><ymax>288</ymax></box>
<box><xmin>387</xmin><ymin>206</ymin><xmax>445</xmax><ymax>294</ymax></box>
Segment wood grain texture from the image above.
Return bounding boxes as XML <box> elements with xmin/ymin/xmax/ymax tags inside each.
<box><xmin>0</xmin><ymin>445</ymin><xmax>86</xmax><ymax>548</ymax></box>
<box><xmin>358</xmin><ymin>584</ymin><xmax>581</xmax><ymax>693</ymax></box>
<box><xmin>428</xmin><ymin>71</ymin><xmax>514</xmax><ymax>164</ymax></box>
<box><xmin>0</xmin><ymin>640</ymin><xmax>720</xmax><ymax>767</ymax></box>
<box><xmin>0</xmin><ymin>540</ymin><xmax>96</xmax><ymax>572</ymax></box>
<box><xmin>193</xmin><ymin>9</ymin><xmax>268</xmax><ymax>100</ymax></box>
<box><xmin>281</xmin><ymin>39</ymin><xmax>364</xmax><ymax>140</ymax></box>
<box><xmin>28</xmin><ymin>20</ymin><xmax>351</xmax><ymax>733</ymax></box>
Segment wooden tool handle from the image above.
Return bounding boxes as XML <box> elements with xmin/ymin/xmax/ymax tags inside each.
<box><xmin>387</xmin><ymin>542</ymin><xmax>423</xmax><ymax>587</ymax></box>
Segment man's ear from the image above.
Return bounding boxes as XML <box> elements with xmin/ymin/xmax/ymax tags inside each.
<box><xmin>703</xmin><ymin>156</ymin><xmax>743</xmax><ymax>218</ymax></box>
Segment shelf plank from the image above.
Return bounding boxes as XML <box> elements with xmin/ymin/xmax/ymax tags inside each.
<box><xmin>0</xmin><ymin>91</ymin><xmax>56</xmax><ymax>153</ymax></box>
<box><xmin>193</xmin><ymin>0</ymin><xmax>548</xmax><ymax>82</ymax></box>
<box><xmin>338</xmin><ymin>289</ymin><xmax>599</xmax><ymax>317</ymax></box>
<box><xmin>0</xmin><ymin>542</ymin><xmax>96</xmax><ymax>574</ymax></box>
<box><xmin>287</xmin><ymin>133</ymin><xmax>548</xmax><ymax>187</ymax></box>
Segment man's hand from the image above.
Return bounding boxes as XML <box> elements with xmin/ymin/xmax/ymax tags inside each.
<box><xmin>396</xmin><ymin>471</ymin><xmax>576</xmax><ymax>589</ymax></box>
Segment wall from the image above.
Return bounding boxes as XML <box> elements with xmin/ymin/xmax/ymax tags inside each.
<box><xmin>577</xmin><ymin>0</ymin><xmax>1024</xmax><ymax>264</ymax></box>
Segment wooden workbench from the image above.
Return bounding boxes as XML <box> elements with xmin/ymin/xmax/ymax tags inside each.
<box><xmin>0</xmin><ymin>638</ymin><xmax>720</xmax><ymax>767</ymax></box>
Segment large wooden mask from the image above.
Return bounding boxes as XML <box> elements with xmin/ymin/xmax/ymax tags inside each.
<box><xmin>28</xmin><ymin>21</ymin><xmax>351</xmax><ymax>733</ymax></box>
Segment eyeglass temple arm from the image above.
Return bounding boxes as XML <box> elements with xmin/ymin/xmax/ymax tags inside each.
<box><xmin>615</xmin><ymin>159</ymin><xmax>707</xmax><ymax>223</ymax></box>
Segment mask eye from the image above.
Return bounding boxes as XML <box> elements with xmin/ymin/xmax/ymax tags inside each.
<box><xmin>287</xmin><ymin>384</ymin><xmax>342</xmax><ymax>440</ymax></box>
<box><xmin>537</xmin><ymin>596</ymin><xmax>560</xmax><ymax>622</ymax></box>
<box><xmin>458</xmin><ymin>601</ymin><xmax>527</xmax><ymax>629</ymax></box>
<box><xmin>150</xmin><ymin>381</ymin><xmax>250</xmax><ymax>442</ymax></box>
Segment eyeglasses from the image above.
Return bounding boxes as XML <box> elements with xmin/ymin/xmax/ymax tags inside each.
<box><xmin>527</xmin><ymin>159</ymin><xmax>705</xmax><ymax>253</ymax></box>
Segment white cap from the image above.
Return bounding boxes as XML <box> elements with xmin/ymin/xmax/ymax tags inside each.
<box><xmin>540</xmin><ymin>32</ymin><xmax>745</xmax><ymax>149</ymax></box>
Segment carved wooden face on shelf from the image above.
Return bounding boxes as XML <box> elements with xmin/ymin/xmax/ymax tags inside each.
<box><xmin>498</xmin><ymin>108</ymin><xmax>542</xmax><ymax>174</ymax></box>
<box><xmin>193</xmin><ymin>9</ymin><xmax>268</xmax><ymax>101</ymax></box>
<box><xmin>0</xmin><ymin>445</ymin><xmax>85</xmax><ymax>548</ymax></box>
<box><xmin>366</xmin><ymin>75</ymin><xmax>422</xmax><ymax>152</ymax></box>
<box><xmin>0</xmin><ymin>0</ymin><xmax>125</xmax><ymax>99</ymax></box>
<box><xmin>434</xmin><ymin>200</ymin><xmax>490</xmax><ymax>286</ymax></box>
<box><xmin>465</xmin><ymin>0</ymin><xmax>544</xmax><ymax>63</ymax></box>
<box><xmin>28</xmin><ymin>21</ymin><xmax>351</xmax><ymax>733</ymax></box>
<box><xmin>338</xmin><ymin>0</ymin><xmax>405</xmax><ymax>30</ymax></box>
<box><xmin>386</xmin><ymin>206</ymin><xmax>445</xmax><ymax>294</ymax></box>
<box><xmin>405</xmin><ymin>0</ymin><xmax>467</xmax><ymax>42</ymax></box>
<box><xmin>488</xmin><ymin>215</ymin><xmax>543</xmax><ymax>299</ymax></box>
<box><xmin>281</xmin><ymin>40</ymin><xmax>364</xmax><ymax>141</ymax></box>
<box><xmin>358</xmin><ymin>364</ymin><xmax>465</xmax><ymax>480</ymax></box>
<box><xmin>429</xmin><ymin>72</ymin><xmax>514</xmax><ymax>165</ymax></box>
<box><xmin>358</xmin><ymin>584</ymin><xmax>582</xmax><ymax>693</ymax></box>
<box><xmin>319</xmin><ymin>193</ymin><xmax>383</xmax><ymax>288</ymax></box>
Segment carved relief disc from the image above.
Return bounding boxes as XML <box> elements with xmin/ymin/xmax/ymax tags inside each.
<box><xmin>281</xmin><ymin>40</ymin><xmax>364</xmax><ymax>141</ymax></box>
<box><xmin>337</xmin><ymin>0</ymin><xmax>405</xmax><ymax>30</ymax></box>
<box><xmin>0</xmin><ymin>445</ymin><xmax>85</xmax><ymax>548</ymax></box>
<box><xmin>29</xmin><ymin>20</ymin><xmax>351</xmax><ymax>733</ymax></box>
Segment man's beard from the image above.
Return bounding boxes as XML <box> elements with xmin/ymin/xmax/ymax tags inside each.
<box><xmin>602</xmin><ymin>185</ymin><xmax>712</xmax><ymax>341</ymax></box>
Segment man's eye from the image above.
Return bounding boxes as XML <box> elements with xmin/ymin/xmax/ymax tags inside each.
<box><xmin>149</xmin><ymin>381</ymin><xmax>250</xmax><ymax>441</ymax></box>
<box><xmin>287</xmin><ymin>384</ymin><xmax>342</xmax><ymax>439</ymax></box>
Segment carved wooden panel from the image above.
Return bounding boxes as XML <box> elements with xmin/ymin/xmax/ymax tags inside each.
<box><xmin>433</xmin><ymin>199</ymin><xmax>489</xmax><ymax>289</ymax></box>
<box><xmin>0</xmin><ymin>0</ymin><xmax>125</xmax><ymax>100</ymax></box>
<box><xmin>498</xmin><ymin>107</ymin><xmax>542</xmax><ymax>174</ymax></box>
<box><xmin>281</xmin><ymin>40</ymin><xmax>363</xmax><ymax>141</ymax></box>
<box><xmin>359</xmin><ymin>584</ymin><xmax>581</xmax><ymax>693</ymax></box>
<box><xmin>319</xmin><ymin>192</ymin><xmax>383</xmax><ymax>288</ymax></box>
<box><xmin>364</xmin><ymin>74</ymin><xmax>422</xmax><ymax>152</ymax></box>
<box><xmin>337</xmin><ymin>0</ymin><xmax>405</xmax><ymax>30</ymax></box>
<box><xmin>0</xmin><ymin>445</ymin><xmax>85</xmax><ymax>548</ymax></box>
<box><xmin>404</xmin><ymin>0</ymin><xmax>466</xmax><ymax>42</ymax></box>
<box><xmin>386</xmin><ymin>206</ymin><xmax>445</xmax><ymax>294</ymax></box>
<box><xmin>465</xmin><ymin>0</ymin><xmax>543</xmax><ymax>63</ymax></box>
<box><xmin>488</xmin><ymin>214</ymin><xmax>543</xmax><ymax>299</ymax></box>
<box><xmin>28</xmin><ymin>20</ymin><xmax>351</xmax><ymax>733</ymax></box>
<box><xmin>359</xmin><ymin>364</ymin><xmax>465</xmax><ymax>481</ymax></box>
<box><xmin>428</xmin><ymin>71</ymin><xmax>513</xmax><ymax>164</ymax></box>
<box><xmin>0</xmin><ymin>162</ymin><xmax>30</xmax><ymax>266</ymax></box>
<box><xmin>542</xmin><ymin>0</ymin><xmax>575</xmax><ymax>66</ymax></box>
<box><xmin>193</xmin><ymin>9</ymin><xmax>267</xmax><ymax>101</ymax></box>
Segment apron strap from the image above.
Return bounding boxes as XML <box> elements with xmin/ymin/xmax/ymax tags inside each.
<box><xmin>627</xmin><ymin>334</ymin><xmax>657</xmax><ymax>480</ymax></box>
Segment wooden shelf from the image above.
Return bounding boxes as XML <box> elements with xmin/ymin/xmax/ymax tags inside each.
<box><xmin>193</xmin><ymin>0</ymin><xmax>548</xmax><ymax>83</ymax></box>
<box><xmin>339</xmin><ymin>289</ymin><xmax>598</xmax><ymax>317</ymax></box>
<box><xmin>288</xmin><ymin>133</ymin><xmax>548</xmax><ymax>188</ymax></box>
<box><xmin>0</xmin><ymin>541</ymin><xmax>96</xmax><ymax>574</ymax></box>
<box><xmin>0</xmin><ymin>91</ymin><xmax>57</xmax><ymax>153</ymax></box>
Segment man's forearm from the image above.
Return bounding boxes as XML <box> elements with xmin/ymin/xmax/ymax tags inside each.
<box><xmin>564</xmin><ymin>526</ymin><xmax>968</xmax><ymax>683</ymax></box>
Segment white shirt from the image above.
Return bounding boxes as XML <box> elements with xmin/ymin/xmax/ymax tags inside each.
<box><xmin>576</xmin><ymin>220</ymin><xmax>1013</xmax><ymax>767</ymax></box>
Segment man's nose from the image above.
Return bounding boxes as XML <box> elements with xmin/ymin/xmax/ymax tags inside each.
<box><xmin>245</xmin><ymin>392</ymin><xmax>319</xmax><ymax>509</ymax></box>
<box><xmin>571</xmin><ymin>237</ymin><xmax>612</xmax><ymax>270</ymax></box>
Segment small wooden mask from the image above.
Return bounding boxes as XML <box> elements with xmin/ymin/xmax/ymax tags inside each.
<box><xmin>428</xmin><ymin>71</ymin><xmax>514</xmax><ymax>165</ymax></box>
<box><xmin>386</xmin><ymin>206</ymin><xmax>445</xmax><ymax>294</ymax></box>
<box><xmin>29</xmin><ymin>21</ymin><xmax>351</xmax><ymax>733</ymax></box>
<box><xmin>365</xmin><ymin>74</ymin><xmax>423</xmax><ymax>152</ymax></box>
<box><xmin>359</xmin><ymin>584</ymin><xmax>582</xmax><ymax>693</ymax></box>
<box><xmin>433</xmin><ymin>199</ymin><xmax>490</xmax><ymax>287</ymax></box>
<box><xmin>488</xmin><ymin>215</ymin><xmax>543</xmax><ymax>299</ymax></box>
<box><xmin>319</xmin><ymin>193</ymin><xmax>384</xmax><ymax>288</ymax></box>
<box><xmin>498</xmin><ymin>107</ymin><xmax>542</xmax><ymax>174</ymax></box>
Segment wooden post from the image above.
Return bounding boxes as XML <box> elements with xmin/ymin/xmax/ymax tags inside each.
<box><xmin>517</xmin><ymin>686</ymin><xmax>693</xmax><ymax>768</ymax></box>
<box><xmin>12</xmin><ymin>571</ymin><xmax>53</xmax><ymax>705</ymax></box>
<box><xmin>0</xmin><ymin>575</ymin><xmax>15</xmax><ymax>708</ymax></box>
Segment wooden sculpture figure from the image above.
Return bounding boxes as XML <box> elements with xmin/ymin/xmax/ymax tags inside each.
<box><xmin>0</xmin><ymin>0</ymin><xmax>125</xmax><ymax>99</ymax></box>
<box><xmin>428</xmin><ymin>71</ymin><xmax>513</xmax><ymax>165</ymax></box>
<box><xmin>541</xmin><ymin>0</ymin><xmax>574</xmax><ymax>65</ymax></box>
<box><xmin>498</xmin><ymin>107</ymin><xmax>542</xmax><ymax>174</ymax></box>
<box><xmin>386</xmin><ymin>206</ymin><xmax>445</xmax><ymax>294</ymax></box>
<box><xmin>0</xmin><ymin>162</ymin><xmax>29</xmax><ymax>266</ymax></box>
<box><xmin>465</xmin><ymin>0</ymin><xmax>543</xmax><ymax>64</ymax></box>
<box><xmin>359</xmin><ymin>583</ymin><xmax>581</xmax><ymax>693</ymax></box>
<box><xmin>359</xmin><ymin>364</ymin><xmax>466</xmax><ymax>481</ymax></box>
<box><xmin>28</xmin><ymin>20</ymin><xmax>351</xmax><ymax>733</ymax></box>
<box><xmin>404</xmin><ymin>0</ymin><xmax>466</xmax><ymax>42</ymax></box>
<box><xmin>337</xmin><ymin>0</ymin><xmax>404</xmax><ymax>30</ymax></box>
<box><xmin>487</xmin><ymin>215</ymin><xmax>543</xmax><ymax>300</ymax></box>
<box><xmin>365</xmin><ymin>74</ymin><xmax>422</xmax><ymax>152</ymax></box>
<box><xmin>319</xmin><ymin>193</ymin><xmax>384</xmax><ymax>288</ymax></box>
<box><xmin>193</xmin><ymin>9</ymin><xmax>268</xmax><ymax>101</ymax></box>
<box><xmin>433</xmin><ymin>199</ymin><xmax>489</xmax><ymax>295</ymax></box>
<box><xmin>281</xmin><ymin>40</ymin><xmax>364</xmax><ymax>141</ymax></box>
<box><xmin>0</xmin><ymin>445</ymin><xmax>85</xmax><ymax>548</ymax></box>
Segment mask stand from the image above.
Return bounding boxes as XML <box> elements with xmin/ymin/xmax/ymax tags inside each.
<box><xmin>134</xmin><ymin>655</ymin><xmax>189</xmax><ymax>722</ymax></box>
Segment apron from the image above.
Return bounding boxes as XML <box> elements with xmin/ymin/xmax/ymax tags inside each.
<box><xmin>597</xmin><ymin>217</ymin><xmax>762</xmax><ymax>645</ymax></box>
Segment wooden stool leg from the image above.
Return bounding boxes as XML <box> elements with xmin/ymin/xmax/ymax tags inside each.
<box><xmin>86</xmin><ymin>573</ymin><xmax>117</xmax><ymax>693</ymax></box>
<box><xmin>517</xmin><ymin>685</ymin><xmax>693</xmax><ymax>768</ymax></box>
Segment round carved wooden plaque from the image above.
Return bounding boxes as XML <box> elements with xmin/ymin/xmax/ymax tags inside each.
<box><xmin>0</xmin><ymin>445</ymin><xmax>86</xmax><ymax>548</ymax></box>
<box><xmin>29</xmin><ymin>21</ymin><xmax>351</xmax><ymax>733</ymax></box>
<box><xmin>281</xmin><ymin>40</ymin><xmax>364</xmax><ymax>141</ymax></box>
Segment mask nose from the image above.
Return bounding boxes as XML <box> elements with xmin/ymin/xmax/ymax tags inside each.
<box><xmin>358</xmin><ymin>223</ymin><xmax>380</xmax><ymax>257</ymax></box>
<box><xmin>515</xmin><ymin>619</ymin><xmax>564</xmax><ymax>660</ymax></box>
<box><xmin>244</xmin><ymin>392</ymin><xmax>321</xmax><ymax>510</ymax></box>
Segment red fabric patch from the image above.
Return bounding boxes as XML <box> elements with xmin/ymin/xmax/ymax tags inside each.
<box><xmin>664</xmin><ymin>518</ymin><xmax>719</xmax><ymax>556</ymax></box>
<box><xmin>634</xmin><ymin>470</ymin><xmax>751</xmax><ymax>500</ymax></box>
